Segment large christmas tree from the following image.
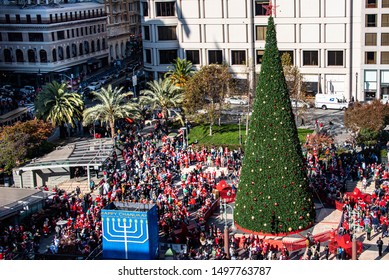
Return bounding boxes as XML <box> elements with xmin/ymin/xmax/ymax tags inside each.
<box><xmin>234</xmin><ymin>17</ymin><xmax>315</xmax><ymax>234</ymax></box>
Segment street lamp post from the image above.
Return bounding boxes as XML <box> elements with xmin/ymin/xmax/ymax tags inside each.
<box><xmin>185</xmin><ymin>119</ymin><xmax>189</xmax><ymax>146</ymax></box>
<box><xmin>62</xmin><ymin>73</ymin><xmax>74</xmax><ymax>90</ymax></box>
<box><xmin>132</xmin><ymin>65</ymin><xmax>138</xmax><ymax>98</ymax></box>
<box><xmin>355</xmin><ymin>72</ymin><xmax>358</xmax><ymax>102</ymax></box>
<box><xmin>245</xmin><ymin>96</ymin><xmax>250</xmax><ymax>136</ymax></box>
<box><xmin>219</xmin><ymin>198</ymin><xmax>235</xmax><ymax>259</ymax></box>
<box><xmin>238</xmin><ymin>118</ymin><xmax>242</xmax><ymax>145</ymax></box>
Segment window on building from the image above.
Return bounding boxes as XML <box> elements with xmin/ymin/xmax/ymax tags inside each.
<box><xmin>81</xmin><ymin>28</ymin><xmax>84</xmax><ymax>36</ymax></box>
<box><xmin>55</xmin><ymin>14</ymin><xmax>58</xmax><ymax>22</ymax></box>
<box><xmin>255</xmin><ymin>26</ymin><xmax>267</xmax><ymax>41</ymax></box>
<box><xmin>39</xmin><ymin>50</ymin><xmax>47</xmax><ymax>63</ymax></box>
<box><xmin>50</xmin><ymin>14</ymin><xmax>53</xmax><ymax>23</ymax></box>
<box><xmin>37</xmin><ymin>15</ymin><xmax>42</xmax><ymax>24</ymax></box>
<box><xmin>255</xmin><ymin>0</ymin><xmax>269</xmax><ymax>16</ymax></box>
<box><xmin>76</xmin><ymin>28</ymin><xmax>79</xmax><ymax>37</ymax></box>
<box><xmin>279</xmin><ymin>50</ymin><xmax>294</xmax><ymax>65</ymax></box>
<box><xmin>382</xmin><ymin>33</ymin><xmax>389</xmax><ymax>45</ymax></box>
<box><xmin>365</xmin><ymin>70</ymin><xmax>377</xmax><ymax>100</ymax></box>
<box><xmin>67</xmin><ymin>30</ymin><xmax>70</xmax><ymax>38</ymax></box>
<box><xmin>51</xmin><ymin>32</ymin><xmax>55</xmax><ymax>41</ymax></box>
<box><xmin>52</xmin><ymin>49</ymin><xmax>57</xmax><ymax>62</ymax></box>
<box><xmin>143</xmin><ymin>2</ymin><xmax>149</xmax><ymax>16</ymax></box>
<box><xmin>28</xmin><ymin>33</ymin><xmax>44</xmax><ymax>42</ymax></box>
<box><xmin>208</xmin><ymin>50</ymin><xmax>223</xmax><ymax>64</ymax></box>
<box><xmin>382</xmin><ymin>14</ymin><xmax>389</xmax><ymax>27</ymax></box>
<box><xmin>57</xmin><ymin>30</ymin><xmax>65</xmax><ymax>40</ymax></box>
<box><xmin>28</xmin><ymin>49</ymin><xmax>36</xmax><ymax>63</ymax></box>
<box><xmin>231</xmin><ymin>50</ymin><xmax>246</xmax><ymax>65</ymax></box>
<box><xmin>256</xmin><ymin>50</ymin><xmax>264</xmax><ymax>64</ymax></box>
<box><xmin>328</xmin><ymin>51</ymin><xmax>343</xmax><ymax>66</ymax></box>
<box><xmin>156</xmin><ymin>2</ymin><xmax>175</xmax><ymax>17</ymax></box>
<box><xmin>15</xmin><ymin>14</ymin><xmax>21</xmax><ymax>23</ymax></box>
<box><xmin>366</xmin><ymin>0</ymin><xmax>377</xmax><ymax>8</ymax></box>
<box><xmin>365</xmin><ymin>33</ymin><xmax>377</xmax><ymax>45</ymax></box>
<box><xmin>16</xmin><ymin>49</ymin><xmax>23</xmax><ymax>62</ymax></box>
<box><xmin>383</xmin><ymin>0</ymin><xmax>389</xmax><ymax>7</ymax></box>
<box><xmin>4</xmin><ymin>49</ymin><xmax>12</xmax><ymax>62</ymax></box>
<box><xmin>60</xmin><ymin>13</ymin><xmax>63</xmax><ymax>21</ymax></box>
<box><xmin>70</xmin><ymin>12</ymin><xmax>73</xmax><ymax>20</ymax></box>
<box><xmin>144</xmin><ymin>26</ymin><xmax>150</xmax><ymax>40</ymax></box>
<box><xmin>145</xmin><ymin>49</ymin><xmax>152</xmax><ymax>64</ymax></box>
<box><xmin>186</xmin><ymin>50</ymin><xmax>200</xmax><ymax>64</ymax></box>
<box><xmin>159</xmin><ymin>49</ymin><xmax>177</xmax><ymax>64</ymax></box>
<box><xmin>366</xmin><ymin>14</ymin><xmax>377</xmax><ymax>27</ymax></box>
<box><xmin>0</xmin><ymin>33</ymin><xmax>2</xmax><ymax>41</ymax></box>
<box><xmin>72</xmin><ymin>29</ymin><xmax>75</xmax><ymax>38</ymax></box>
<box><xmin>85</xmin><ymin>27</ymin><xmax>88</xmax><ymax>36</ymax></box>
<box><xmin>382</xmin><ymin>52</ymin><xmax>389</xmax><ymax>64</ymax></box>
<box><xmin>26</xmin><ymin>14</ymin><xmax>31</xmax><ymax>23</ymax></box>
<box><xmin>5</xmin><ymin>14</ymin><xmax>10</xmax><ymax>23</ymax></box>
<box><xmin>303</xmin><ymin>51</ymin><xmax>319</xmax><ymax>66</ymax></box>
<box><xmin>365</xmin><ymin>51</ymin><xmax>376</xmax><ymax>64</ymax></box>
<box><xmin>158</xmin><ymin>26</ymin><xmax>177</xmax><ymax>40</ymax></box>
<box><xmin>8</xmin><ymin>32</ymin><xmax>23</xmax><ymax>42</ymax></box>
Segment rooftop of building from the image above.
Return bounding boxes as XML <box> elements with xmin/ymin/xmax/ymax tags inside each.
<box><xmin>0</xmin><ymin>187</ymin><xmax>48</xmax><ymax>220</ymax></box>
<box><xmin>3</xmin><ymin>1</ymin><xmax>104</xmax><ymax>11</ymax></box>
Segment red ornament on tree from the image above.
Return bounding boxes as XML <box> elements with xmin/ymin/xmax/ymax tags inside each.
<box><xmin>299</xmin><ymin>216</ymin><xmax>304</xmax><ymax>220</ymax></box>
<box><xmin>274</xmin><ymin>202</ymin><xmax>279</xmax><ymax>206</ymax></box>
<box><xmin>253</xmin><ymin>197</ymin><xmax>257</xmax><ymax>201</ymax></box>
<box><xmin>282</xmin><ymin>185</ymin><xmax>287</xmax><ymax>189</ymax></box>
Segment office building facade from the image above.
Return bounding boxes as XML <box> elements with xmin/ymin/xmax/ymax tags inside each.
<box><xmin>140</xmin><ymin>0</ymin><xmax>389</xmax><ymax>102</ymax></box>
<box><xmin>0</xmin><ymin>0</ymin><xmax>108</xmax><ymax>85</ymax></box>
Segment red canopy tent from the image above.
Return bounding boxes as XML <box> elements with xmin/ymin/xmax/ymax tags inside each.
<box><xmin>216</xmin><ymin>180</ymin><xmax>236</xmax><ymax>203</ymax></box>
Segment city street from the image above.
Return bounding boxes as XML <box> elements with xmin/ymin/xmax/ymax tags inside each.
<box><xmin>220</xmin><ymin>104</ymin><xmax>350</xmax><ymax>146</ymax></box>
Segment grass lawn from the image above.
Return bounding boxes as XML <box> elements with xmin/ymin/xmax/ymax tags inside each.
<box><xmin>188</xmin><ymin>124</ymin><xmax>313</xmax><ymax>148</ymax></box>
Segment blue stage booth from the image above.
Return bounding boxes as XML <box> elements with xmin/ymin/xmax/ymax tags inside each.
<box><xmin>101</xmin><ymin>202</ymin><xmax>159</xmax><ymax>260</ymax></box>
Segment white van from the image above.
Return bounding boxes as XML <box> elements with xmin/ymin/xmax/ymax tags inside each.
<box><xmin>315</xmin><ymin>94</ymin><xmax>348</xmax><ymax>110</ymax></box>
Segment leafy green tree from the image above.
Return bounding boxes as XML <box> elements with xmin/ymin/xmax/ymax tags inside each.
<box><xmin>35</xmin><ymin>81</ymin><xmax>84</xmax><ymax>138</ymax></box>
<box><xmin>83</xmin><ymin>85</ymin><xmax>140</xmax><ymax>138</ymax></box>
<box><xmin>164</xmin><ymin>57</ymin><xmax>194</xmax><ymax>88</ymax></box>
<box><xmin>344</xmin><ymin>100</ymin><xmax>389</xmax><ymax>145</ymax></box>
<box><xmin>234</xmin><ymin>17</ymin><xmax>315</xmax><ymax>234</ymax></box>
<box><xmin>281</xmin><ymin>52</ymin><xmax>309</xmax><ymax>121</ymax></box>
<box><xmin>184</xmin><ymin>64</ymin><xmax>234</xmax><ymax>135</ymax></box>
<box><xmin>0</xmin><ymin>120</ymin><xmax>53</xmax><ymax>174</ymax></box>
<box><xmin>140</xmin><ymin>78</ymin><xmax>183</xmax><ymax>133</ymax></box>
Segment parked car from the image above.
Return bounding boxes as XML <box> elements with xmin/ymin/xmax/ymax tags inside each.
<box><xmin>87</xmin><ymin>81</ymin><xmax>102</xmax><ymax>91</ymax></box>
<box><xmin>99</xmin><ymin>75</ymin><xmax>112</xmax><ymax>85</ymax></box>
<box><xmin>20</xmin><ymin>85</ymin><xmax>35</xmax><ymax>95</ymax></box>
<box><xmin>224</xmin><ymin>96</ymin><xmax>248</xmax><ymax>105</ymax></box>
<box><xmin>113</xmin><ymin>70</ymin><xmax>125</xmax><ymax>79</ymax></box>
<box><xmin>290</xmin><ymin>98</ymin><xmax>311</xmax><ymax>108</ymax></box>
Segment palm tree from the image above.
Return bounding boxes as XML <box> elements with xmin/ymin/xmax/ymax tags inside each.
<box><xmin>83</xmin><ymin>85</ymin><xmax>140</xmax><ymax>138</ymax></box>
<box><xmin>35</xmin><ymin>81</ymin><xmax>84</xmax><ymax>138</ymax></box>
<box><xmin>140</xmin><ymin>78</ymin><xmax>183</xmax><ymax>134</ymax></box>
<box><xmin>164</xmin><ymin>58</ymin><xmax>194</xmax><ymax>88</ymax></box>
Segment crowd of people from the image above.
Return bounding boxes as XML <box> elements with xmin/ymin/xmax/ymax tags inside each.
<box><xmin>2</xmin><ymin>116</ymin><xmax>389</xmax><ymax>260</ymax></box>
